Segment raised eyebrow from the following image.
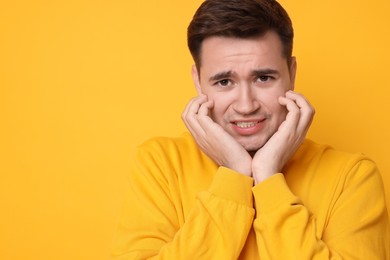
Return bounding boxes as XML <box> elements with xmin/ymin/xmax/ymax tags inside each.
<box><xmin>209</xmin><ymin>71</ymin><xmax>234</xmax><ymax>82</ymax></box>
<box><xmin>251</xmin><ymin>69</ymin><xmax>279</xmax><ymax>77</ymax></box>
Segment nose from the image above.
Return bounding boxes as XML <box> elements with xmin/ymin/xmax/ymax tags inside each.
<box><xmin>232</xmin><ymin>85</ymin><xmax>260</xmax><ymax>115</ymax></box>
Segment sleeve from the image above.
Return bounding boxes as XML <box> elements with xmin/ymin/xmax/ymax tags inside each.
<box><xmin>252</xmin><ymin>159</ymin><xmax>390</xmax><ymax>259</ymax></box>
<box><xmin>111</xmin><ymin>143</ymin><xmax>255</xmax><ymax>259</ymax></box>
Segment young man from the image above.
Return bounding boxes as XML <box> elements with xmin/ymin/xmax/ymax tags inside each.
<box><xmin>112</xmin><ymin>0</ymin><xmax>390</xmax><ymax>258</ymax></box>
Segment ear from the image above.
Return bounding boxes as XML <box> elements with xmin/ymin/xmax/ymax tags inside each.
<box><xmin>191</xmin><ymin>65</ymin><xmax>202</xmax><ymax>95</ymax></box>
<box><xmin>289</xmin><ymin>56</ymin><xmax>297</xmax><ymax>91</ymax></box>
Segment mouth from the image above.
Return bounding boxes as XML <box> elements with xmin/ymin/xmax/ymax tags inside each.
<box><xmin>234</xmin><ymin>121</ymin><xmax>259</xmax><ymax>128</ymax></box>
<box><xmin>231</xmin><ymin>119</ymin><xmax>265</xmax><ymax>135</ymax></box>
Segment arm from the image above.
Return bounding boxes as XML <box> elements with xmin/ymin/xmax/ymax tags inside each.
<box><xmin>252</xmin><ymin>160</ymin><xmax>390</xmax><ymax>259</ymax></box>
<box><xmin>250</xmin><ymin>91</ymin><xmax>389</xmax><ymax>258</ymax></box>
<box><xmin>111</xmin><ymin>141</ymin><xmax>255</xmax><ymax>259</ymax></box>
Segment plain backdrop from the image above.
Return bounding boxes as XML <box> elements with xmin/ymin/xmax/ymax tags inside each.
<box><xmin>1</xmin><ymin>0</ymin><xmax>389</xmax><ymax>259</ymax></box>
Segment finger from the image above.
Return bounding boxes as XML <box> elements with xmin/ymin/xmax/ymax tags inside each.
<box><xmin>278</xmin><ymin>96</ymin><xmax>301</xmax><ymax>131</ymax></box>
<box><xmin>285</xmin><ymin>91</ymin><xmax>315</xmax><ymax>133</ymax></box>
<box><xmin>182</xmin><ymin>95</ymin><xmax>207</xmax><ymax>120</ymax></box>
<box><xmin>197</xmin><ymin>99</ymin><xmax>213</xmax><ymax>117</ymax></box>
<box><xmin>181</xmin><ymin>97</ymin><xmax>198</xmax><ymax>134</ymax></box>
<box><xmin>190</xmin><ymin>99</ymin><xmax>215</xmax><ymax>135</ymax></box>
<box><xmin>182</xmin><ymin>95</ymin><xmax>208</xmax><ymax>136</ymax></box>
<box><xmin>182</xmin><ymin>95</ymin><xmax>207</xmax><ymax>126</ymax></box>
<box><xmin>196</xmin><ymin>100</ymin><xmax>221</xmax><ymax>134</ymax></box>
<box><xmin>285</xmin><ymin>91</ymin><xmax>313</xmax><ymax>113</ymax></box>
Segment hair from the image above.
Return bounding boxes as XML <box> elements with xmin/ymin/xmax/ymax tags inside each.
<box><xmin>187</xmin><ymin>0</ymin><xmax>294</xmax><ymax>71</ymax></box>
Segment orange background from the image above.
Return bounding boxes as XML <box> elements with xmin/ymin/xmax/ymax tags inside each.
<box><xmin>1</xmin><ymin>0</ymin><xmax>389</xmax><ymax>259</ymax></box>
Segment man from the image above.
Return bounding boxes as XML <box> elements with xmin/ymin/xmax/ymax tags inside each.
<box><xmin>112</xmin><ymin>0</ymin><xmax>390</xmax><ymax>259</ymax></box>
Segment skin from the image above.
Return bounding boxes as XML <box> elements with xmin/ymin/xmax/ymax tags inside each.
<box><xmin>182</xmin><ymin>31</ymin><xmax>314</xmax><ymax>184</ymax></box>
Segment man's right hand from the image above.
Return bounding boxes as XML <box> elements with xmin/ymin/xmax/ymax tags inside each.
<box><xmin>182</xmin><ymin>95</ymin><xmax>252</xmax><ymax>177</ymax></box>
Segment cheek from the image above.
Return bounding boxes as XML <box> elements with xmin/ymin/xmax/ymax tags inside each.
<box><xmin>260</xmin><ymin>90</ymin><xmax>283</xmax><ymax>109</ymax></box>
<box><xmin>270</xmin><ymin>97</ymin><xmax>288</xmax><ymax>122</ymax></box>
<box><xmin>260</xmin><ymin>90</ymin><xmax>288</xmax><ymax>119</ymax></box>
<box><xmin>207</xmin><ymin>93</ymin><xmax>231</xmax><ymax>121</ymax></box>
<box><xmin>272</xmin><ymin>97</ymin><xmax>288</xmax><ymax>118</ymax></box>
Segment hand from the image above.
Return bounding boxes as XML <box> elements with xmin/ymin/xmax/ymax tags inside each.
<box><xmin>182</xmin><ymin>94</ymin><xmax>252</xmax><ymax>176</ymax></box>
<box><xmin>252</xmin><ymin>91</ymin><xmax>315</xmax><ymax>184</ymax></box>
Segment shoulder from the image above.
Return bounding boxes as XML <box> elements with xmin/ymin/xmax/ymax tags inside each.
<box><xmin>133</xmin><ymin>132</ymin><xmax>211</xmax><ymax>169</ymax></box>
<box><xmin>131</xmin><ymin>132</ymin><xmax>217</xmax><ymax>187</ymax></box>
<box><xmin>136</xmin><ymin>132</ymin><xmax>198</xmax><ymax>156</ymax></box>
<box><xmin>296</xmin><ymin>139</ymin><xmax>377</xmax><ymax>169</ymax></box>
<box><xmin>289</xmin><ymin>139</ymin><xmax>382</xmax><ymax>188</ymax></box>
<box><xmin>286</xmin><ymin>140</ymin><xmax>385</xmax><ymax>219</ymax></box>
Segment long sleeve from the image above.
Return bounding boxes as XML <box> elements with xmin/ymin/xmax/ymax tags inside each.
<box><xmin>252</xmin><ymin>158</ymin><xmax>390</xmax><ymax>259</ymax></box>
<box><xmin>112</xmin><ymin>136</ymin><xmax>390</xmax><ymax>259</ymax></box>
<box><xmin>111</xmin><ymin>139</ymin><xmax>255</xmax><ymax>259</ymax></box>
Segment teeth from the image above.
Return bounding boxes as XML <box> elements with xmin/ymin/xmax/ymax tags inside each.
<box><xmin>235</xmin><ymin>121</ymin><xmax>257</xmax><ymax>128</ymax></box>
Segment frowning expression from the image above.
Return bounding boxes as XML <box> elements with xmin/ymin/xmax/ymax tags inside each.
<box><xmin>192</xmin><ymin>31</ymin><xmax>297</xmax><ymax>152</ymax></box>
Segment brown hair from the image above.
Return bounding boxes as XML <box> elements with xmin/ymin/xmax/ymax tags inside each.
<box><xmin>187</xmin><ymin>0</ymin><xmax>294</xmax><ymax>70</ymax></box>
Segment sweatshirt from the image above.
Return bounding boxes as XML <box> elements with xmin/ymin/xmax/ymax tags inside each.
<box><xmin>112</xmin><ymin>132</ymin><xmax>390</xmax><ymax>259</ymax></box>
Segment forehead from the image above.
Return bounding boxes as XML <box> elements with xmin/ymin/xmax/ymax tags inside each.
<box><xmin>199</xmin><ymin>31</ymin><xmax>286</xmax><ymax>72</ymax></box>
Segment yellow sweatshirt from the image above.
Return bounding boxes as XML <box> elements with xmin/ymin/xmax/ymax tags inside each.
<box><xmin>112</xmin><ymin>133</ymin><xmax>390</xmax><ymax>259</ymax></box>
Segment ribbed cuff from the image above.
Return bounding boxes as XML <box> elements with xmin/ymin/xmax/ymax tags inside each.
<box><xmin>208</xmin><ymin>167</ymin><xmax>254</xmax><ymax>207</ymax></box>
<box><xmin>252</xmin><ymin>173</ymin><xmax>298</xmax><ymax>213</ymax></box>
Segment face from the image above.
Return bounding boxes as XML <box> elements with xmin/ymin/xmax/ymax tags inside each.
<box><xmin>192</xmin><ymin>31</ymin><xmax>297</xmax><ymax>152</ymax></box>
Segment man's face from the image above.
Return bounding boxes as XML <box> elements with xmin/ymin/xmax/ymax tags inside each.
<box><xmin>192</xmin><ymin>31</ymin><xmax>296</xmax><ymax>152</ymax></box>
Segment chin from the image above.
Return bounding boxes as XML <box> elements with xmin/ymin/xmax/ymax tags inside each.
<box><xmin>241</xmin><ymin>141</ymin><xmax>265</xmax><ymax>153</ymax></box>
<box><xmin>238</xmin><ymin>135</ymin><xmax>270</xmax><ymax>153</ymax></box>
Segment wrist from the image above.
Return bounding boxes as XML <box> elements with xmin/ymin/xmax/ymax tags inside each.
<box><xmin>225</xmin><ymin>157</ymin><xmax>252</xmax><ymax>177</ymax></box>
<box><xmin>229</xmin><ymin>165</ymin><xmax>252</xmax><ymax>177</ymax></box>
<box><xmin>252</xmin><ymin>167</ymin><xmax>277</xmax><ymax>184</ymax></box>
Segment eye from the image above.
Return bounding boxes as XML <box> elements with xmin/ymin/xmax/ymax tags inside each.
<box><xmin>215</xmin><ymin>79</ymin><xmax>232</xmax><ymax>87</ymax></box>
<box><xmin>258</xmin><ymin>75</ymin><xmax>271</xmax><ymax>82</ymax></box>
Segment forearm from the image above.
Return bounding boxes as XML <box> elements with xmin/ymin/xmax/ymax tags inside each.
<box><xmin>155</xmin><ymin>168</ymin><xmax>255</xmax><ymax>259</ymax></box>
<box><xmin>252</xmin><ymin>172</ymin><xmax>390</xmax><ymax>259</ymax></box>
<box><xmin>112</xmin><ymin>168</ymin><xmax>255</xmax><ymax>259</ymax></box>
<box><xmin>253</xmin><ymin>174</ymin><xmax>333</xmax><ymax>259</ymax></box>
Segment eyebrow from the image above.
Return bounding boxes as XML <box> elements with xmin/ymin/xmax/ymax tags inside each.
<box><xmin>250</xmin><ymin>69</ymin><xmax>280</xmax><ymax>77</ymax></box>
<box><xmin>208</xmin><ymin>68</ymin><xmax>280</xmax><ymax>82</ymax></box>
<box><xmin>209</xmin><ymin>71</ymin><xmax>234</xmax><ymax>82</ymax></box>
